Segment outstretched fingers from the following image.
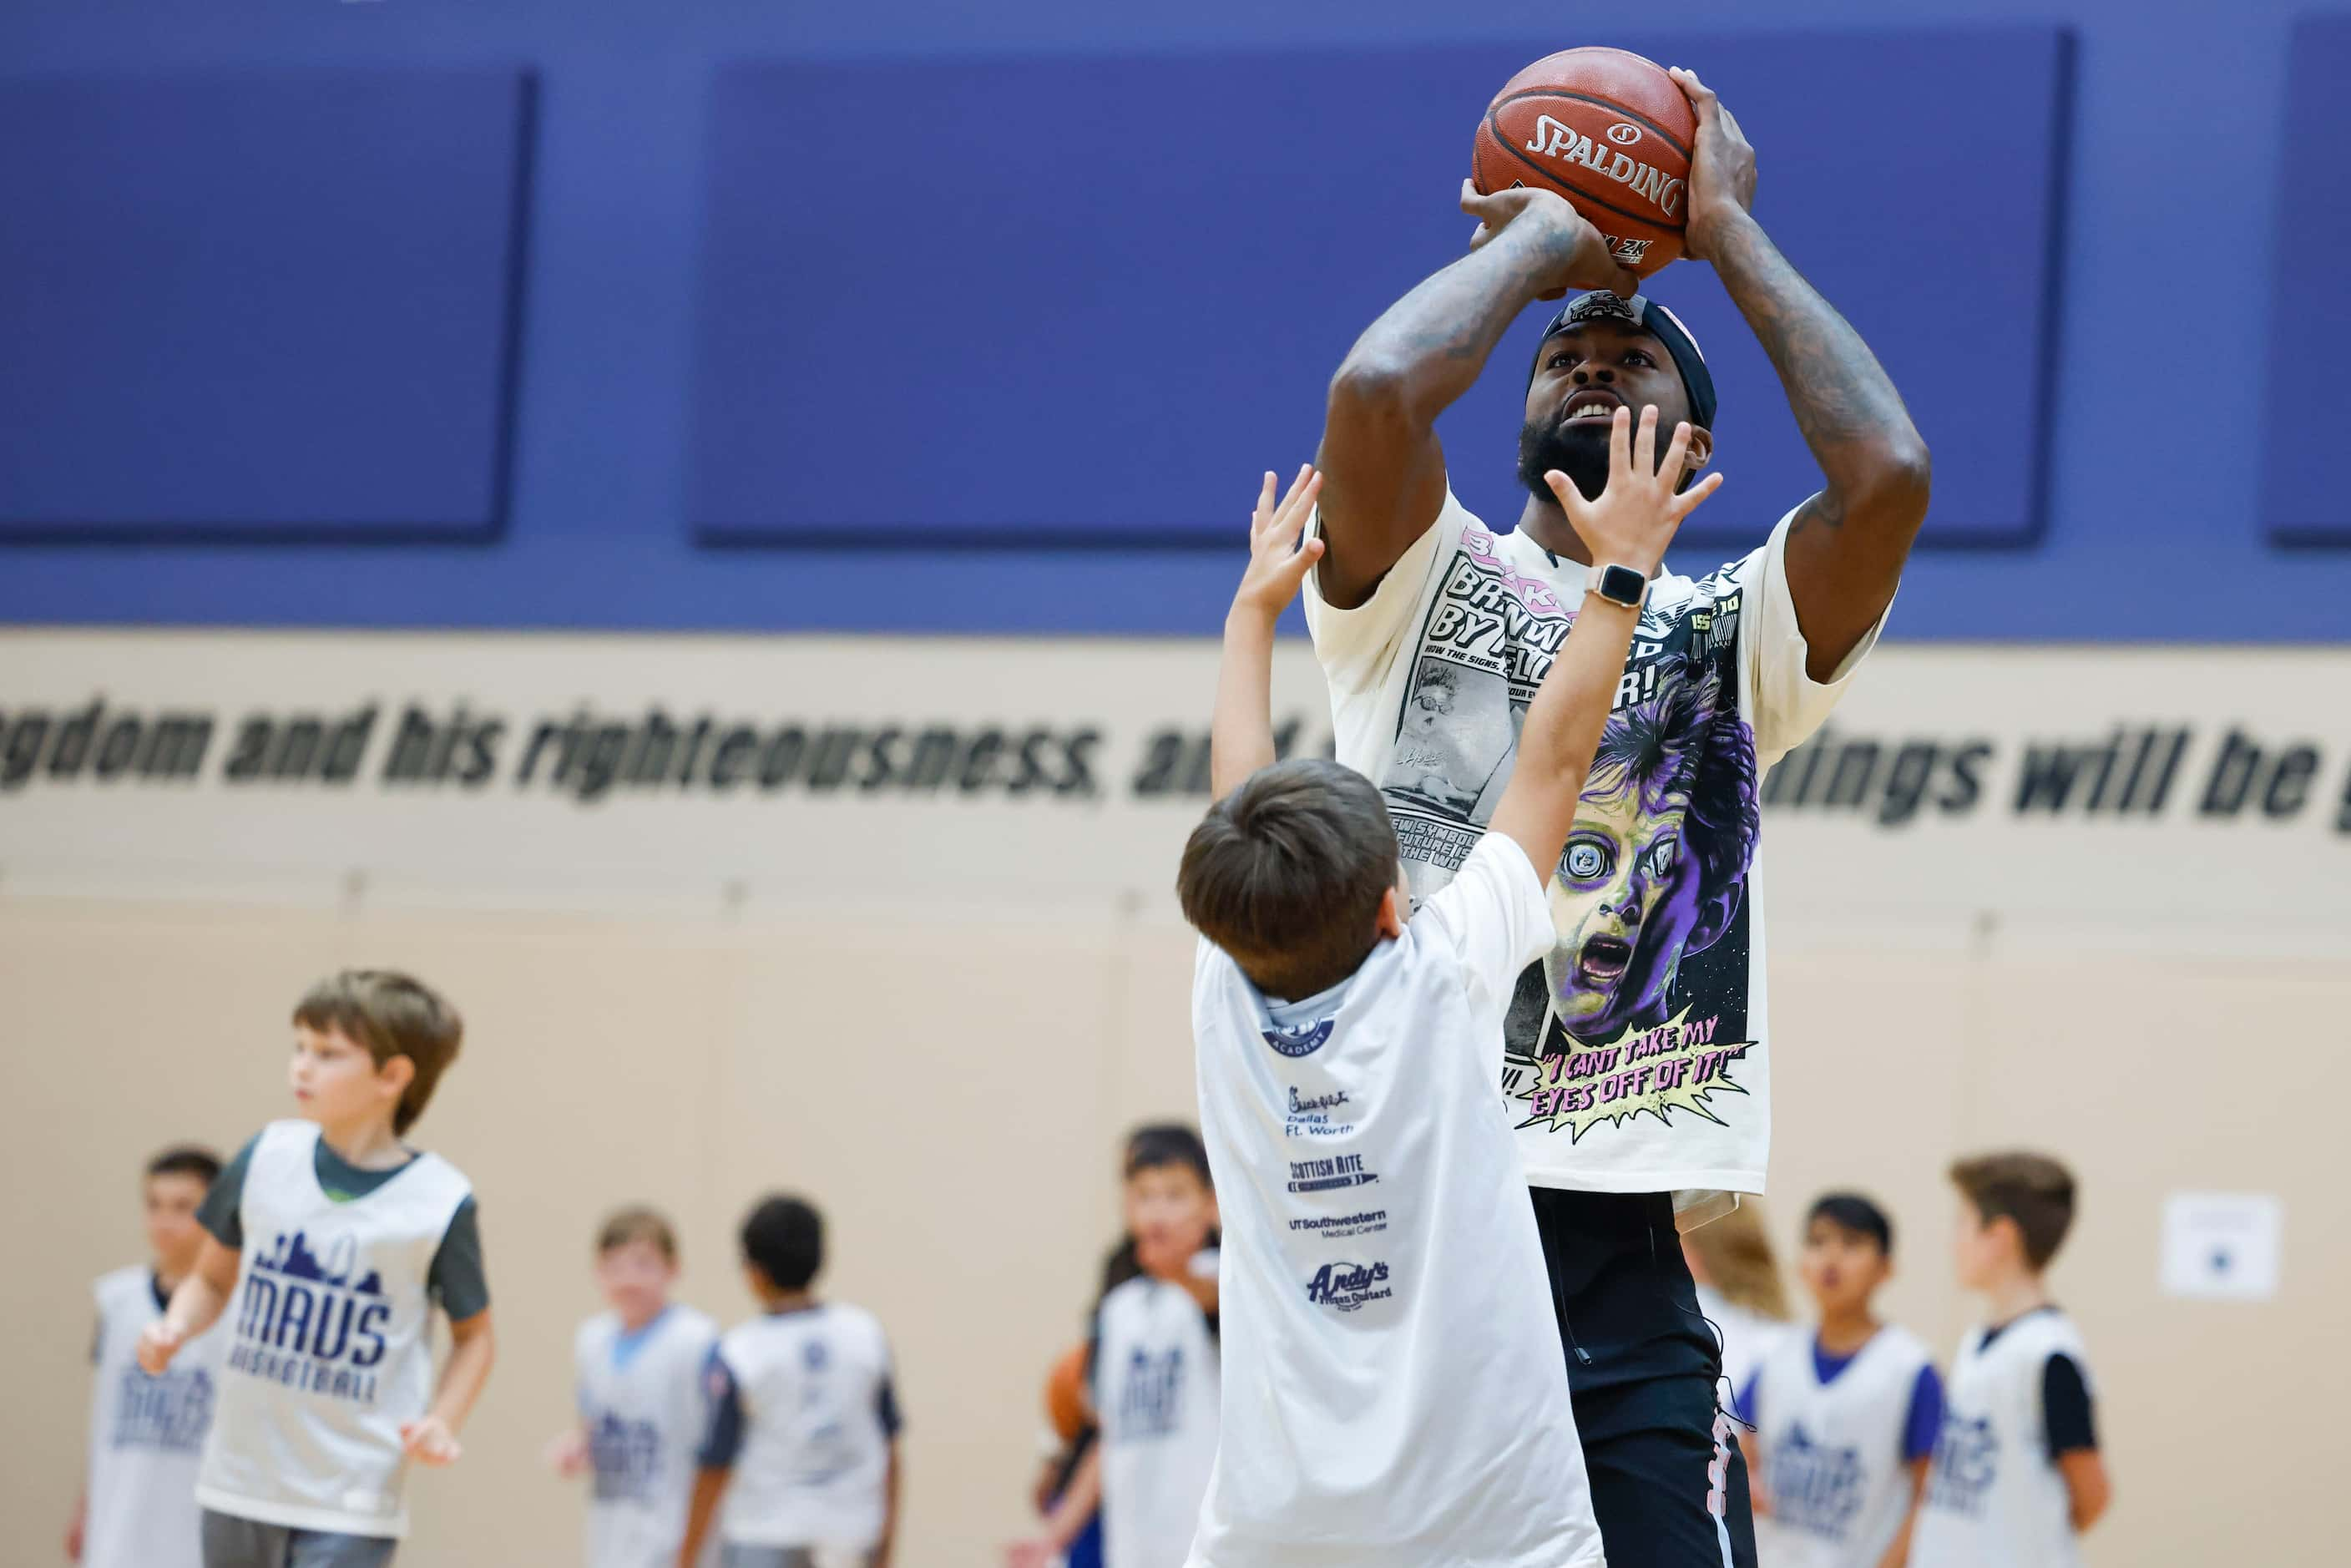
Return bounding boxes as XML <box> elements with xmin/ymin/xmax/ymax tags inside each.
<box><xmin>1666</xmin><ymin>469</ymin><xmax>1727</xmax><ymax>524</ymax></box>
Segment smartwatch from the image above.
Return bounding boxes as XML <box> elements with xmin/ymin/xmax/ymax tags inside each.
<box><xmin>1589</xmin><ymin>562</ymin><xmax>1648</xmax><ymax>609</ymax></box>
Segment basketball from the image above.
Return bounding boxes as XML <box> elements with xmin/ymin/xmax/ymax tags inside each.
<box><xmin>1044</xmin><ymin>1341</ymin><xmax>1090</xmax><ymax>1442</ymax></box>
<box><xmin>1472</xmin><ymin>47</ymin><xmax>1696</xmax><ymax>278</ymax></box>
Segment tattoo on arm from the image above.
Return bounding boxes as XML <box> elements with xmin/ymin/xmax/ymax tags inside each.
<box><xmin>1352</xmin><ymin>230</ymin><xmax>1561</xmax><ymax>412</ymax></box>
<box><xmin>1705</xmin><ymin>215</ymin><xmax>1924</xmax><ymax>536</ymax></box>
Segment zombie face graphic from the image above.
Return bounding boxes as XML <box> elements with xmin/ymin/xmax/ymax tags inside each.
<box><xmin>1543</xmin><ymin>672</ymin><xmax>1760</xmax><ymax>1041</ymax></box>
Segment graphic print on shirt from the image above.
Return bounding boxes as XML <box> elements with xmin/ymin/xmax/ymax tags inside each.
<box><xmin>225</xmin><ymin>1228</ymin><xmax>391</xmax><ymax>1405</ymax></box>
<box><xmin>589</xmin><ymin>1407</ymin><xmax>664</xmax><ymax>1504</ymax></box>
<box><xmin>111</xmin><ymin>1362</ymin><xmax>216</xmax><ymax>1452</ymax></box>
<box><xmin>1381</xmin><ymin>524</ymin><xmax>1761</xmax><ymax>1144</ymax></box>
<box><xmin>1772</xmin><ymin>1421</ymin><xmax>1866</xmax><ymax>1540</ymax></box>
<box><xmin>1926</xmin><ymin>1409</ymin><xmax>1998</xmax><ymax>1517</ymax></box>
<box><xmin>1114</xmin><ymin>1345</ymin><xmax>1190</xmax><ymax>1440</ymax></box>
<box><xmin>788</xmin><ymin>1334</ymin><xmax>860</xmax><ymax>1486</ymax></box>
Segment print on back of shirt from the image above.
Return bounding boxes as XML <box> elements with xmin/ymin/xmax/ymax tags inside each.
<box><xmin>1381</xmin><ymin>522</ymin><xmax>1759</xmax><ymax>1145</ymax></box>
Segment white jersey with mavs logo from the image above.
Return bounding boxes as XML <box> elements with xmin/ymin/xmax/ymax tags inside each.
<box><xmin>1094</xmin><ymin>1276</ymin><xmax>1221</xmax><ymax>1568</ymax></box>
<box><xmin>1911</xmin><ymin>1311</ymin><xmax>2092</xmax><ymax>1568</ymax></box>
<box><xmin>1187</xmin><ymin>833</ymin><xmax>1605</xmax><ymax>1568</ymax></box>
<box><xmin>85</xmin><ymin>1266</ymin><xmax>225</xmax><ymax>1568</ymax></box>
<box><xmin>1750</xmin><ymin>1326</ymin><xmax>1934</xmax><ymax>1567</ymax></box>
<box><xmin>195</xmin><ymin>1120</ymin><xmax>472</xmax><ymax>1538</ymax></box>
<box><xmin>715</xmin><ymin>1303</ymin><xmax>896</xmax><ymax>1551</ymax></box>
<box><xmin>577</xmin><ymin>1306</ymin><xmax>720</xmax><ymax>1568</ymax></box>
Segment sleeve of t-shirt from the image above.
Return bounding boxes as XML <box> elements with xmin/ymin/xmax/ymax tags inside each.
<box><xmin>695</xmin><ymin>1346</ymin><xmax>746</xmax><ymax>1469</ymax></box>
<box><xmin>196</xmin><ymin>1135</ymin><xmax>260</xmax><ymax>1250</ymax></box>
<box><xmin>426</xmin><ymin>1197</ymin><xmax>491</xmax><ymax>1322</ymax></box>
<box><xmin>876</xmin><ymin>1372</ymin><xmax>904</xmax><ymax>1439</ymax></box>
<box><xmin>1414</xmin><ymin>832</ymin><xmax>1554</xmax><ymax>1043</ymax></box>
<box><xmin>1903</xmin><ymin>1361</ymin><xmax>1946</xmax><ymax>1462</ymax></box>
<box><xmin>2042</xmin><ymin>1352</ymin><xmax>2097</xmax><ymax>1456</ymax></box>
<box><xmin>1732</xmin><ymin>505</ymin><xmax>1891</xmax><ymax>769</ymax></box>
<box><xmin>1299</xmin><ymin>493</ymin><xmax>1469</xmax><ymax>697</ymax></box>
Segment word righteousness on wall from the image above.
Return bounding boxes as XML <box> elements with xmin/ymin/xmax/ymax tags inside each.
<box><xmin>0</xmin><ymin>635</ymin><xmax>2344</xmax><ymax>916</ymax></box>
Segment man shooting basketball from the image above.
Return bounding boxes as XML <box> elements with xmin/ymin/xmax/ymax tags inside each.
<box><xmin>1301</xmin><ymin>67</ymin><xmax>1928</xmax><ymax>1568</ymax></box>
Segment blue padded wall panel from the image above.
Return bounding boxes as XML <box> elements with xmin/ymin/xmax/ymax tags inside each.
<box><xmin>690</xmin><ymin>29</ymin><xmax>2068</xmax><ymax>549</ymax></box>
<box><xmin>0</xmin><ymin>68</ymin><xmax>532</xmax><ymax>538</ymax></box>
<box><xmin>2263</xmin><ymin>16</ymin><xmax>2351</xmax><ymax>546</ymax></box>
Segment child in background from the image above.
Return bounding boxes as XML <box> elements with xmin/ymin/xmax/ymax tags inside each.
<box><xmin>1911</xmin><ymin>1153</ymin><xmax>2110</xmax><ymax>1568</ymax></box>
<box><xmin>1683</xmin><ymin>1199</ymin><xmax>1796</xmax><ymax>1420</ymax></box>
<box><xmin>139</xmin><ymin>969</ymin><xmax>492</xmax><ymax>1568</ymax></box>
<box><xmin>71</xmin><ymin>1146</ymin><xmax>227</xmax><ymax>1568</ymax></box>
<box><xmin>551</xmin><ymin>1207</ymin><xmax>720</xmax><ymax>1568</ymax></box>
<box><xmin>1742</xmin><ymin>1193</ymin><xmax>1942</xmax><ymax>1568</ymax></box>
<box><xmin>679</xmin><ymin>1195</ymin><xmax>902</xmax><ymax>1568</ymax></box>
<box><xmin>1010</xmin><ymin>1125</ymin><xmax>1221</xmax><ymax>1568</ymax></box>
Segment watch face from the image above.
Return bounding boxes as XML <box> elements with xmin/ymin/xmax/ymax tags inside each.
<box><xmin>1597</xmin><ymin>564</ymin><xmax>1646</xmax><ymax>606</ymax></box>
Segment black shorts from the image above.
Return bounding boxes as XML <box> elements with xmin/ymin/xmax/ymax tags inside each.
<box><xmin>1532</xmin><ymin>1187</ymin><xmax>1758</xmax><ymax>1568</ymax></box>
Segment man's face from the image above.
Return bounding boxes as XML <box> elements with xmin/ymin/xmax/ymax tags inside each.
<box><xmin>1519</xmin><ymin>320</ymin><xmax>1702</xmax><ymax>503</ymax></box>
<box><xmin>1545</xmin><ymin>781</ymin><xmax>1706</xmax><ymax>1037</ymax></box>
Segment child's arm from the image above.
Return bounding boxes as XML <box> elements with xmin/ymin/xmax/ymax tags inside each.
<box><xmin>874</xmin><ymin>1439</ymin><xmax>903</xmax><ymax>1568</ymax></box>
<box><xmin>1485</xmin><ymin>407</ymin><xmax>1721</xmax><ymax>878</ymax></box>
<box><xmin>401</xmin><ymin>1308</ymin><xmax>496</xmax><ymax>1466</ymax></box>
<box><xmin>1210</xmin><ymin>466</ymin><xmax>1325</xmax><ymax>799</ymax></box>
<box><xmin>1006</xmin><ymin>1442</ymin><xmax>1101</xmax><ymax>1568</ymax></box>
<box><xmin>2058</xmin><ymin>1449</ymin><xmax>2111</xmax><ymax>1533</ymax></box>
<box><xmin>1873</xmin><ymin>1456</ymin><xmax>1931</xmax><ymax>1567</ymax></box>
<box><xmin>136</xmin><ymin>1235</ymin><xmax>239</xmax><ymax>1373</ymax></box>
<box><xmin>676</xmin><ymin>1464</ymin><xmax>731</xmax><ymax>1568</ymax></box>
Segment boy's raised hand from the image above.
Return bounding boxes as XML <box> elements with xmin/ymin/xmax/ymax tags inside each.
<box><xmin>134</xmin><ymin>1318</ymin><xmax>184</xmax><ymax>1376</ymax></box>
<box><xmin>1543</xmin><ymin>405</ymin><xmax>1723</xmax><ymax>577</ymax></box>
<box><xmin>1229</xmin><ymin>465</ymin><xmax>1324</xmax><ymax>622</ymax></box>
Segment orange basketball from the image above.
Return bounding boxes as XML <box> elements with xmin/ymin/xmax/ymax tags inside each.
<box><xmin>1044</xmin><ymin>1342</ymin><xmax>1089</xmax><ymax>1442</ymax></box>
<box><xmin>1471</xmin><ymin>47</ymin><xmax>1696</xmax><ymax>279</ymax></box>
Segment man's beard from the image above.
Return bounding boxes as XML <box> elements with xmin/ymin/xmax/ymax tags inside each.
<box><xmin>1517</xmin><ymin>416</ymin><xmax>1612</xmax><ymax>504</ymax></box>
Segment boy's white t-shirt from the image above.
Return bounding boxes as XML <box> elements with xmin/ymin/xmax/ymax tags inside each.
<box><xmin>576</xmin><ymin>1305</ymin><xmax>721</xmax><ymax>1568</ymax></box>
<box><xmin>713</xmin><ymin>1302</ymin><xmax>897</xmax><ymax>1551</ymax></box>
<box><xmin>1749</xmin><ymin>1326</ymin><xmax>1935</xmax><ymax>1568</ymax></box>
<box><xmin>1911</xmin><ymin>1310</ymin><xmax>2093</xmax><ymax>1568</ymax></box>
<box><xmin>85</xmin><ymin>1266</ymin><xmax>225</xmax><ymax>1568</ymax></box>
<box><xmin>196</xmin><ymin>1120</ymin><xmax>473</xmax><ymax>1539</ymax></box>
<box><xmin>1094</xmin><ymin>1275</ymin><xmax>1221</xmax><ymax>1568</ymax></box>
<box><xmin>1187</xmin><ymin>832</ymin><xmax>1606</xmax><ymax>1568</ymax></box>
<box><xmin>1304</xmin><ymin>492</ymin><xmax>1879</xmax><ymax>1209</ymax></box>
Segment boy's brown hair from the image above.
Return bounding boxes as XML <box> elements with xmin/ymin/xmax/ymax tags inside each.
<box><xmin>1177</xmin><ymin>758</ymin><xmax>1400</xmax><ymax>1001</ymax></box>
<box><xmin>1949</xmin><ymin>1151</ymin><xmax>2077</xmax><ymax>1272</ymax></box>
<box><xmin>597</xmin><ymin>1206</ymin><xmax>680</xmax><ymax>1263</ymax></box>
<box><xmin>293</xmin><ymin>969</ymin><xmax>463</xmax><ymax>1136</ymax></box>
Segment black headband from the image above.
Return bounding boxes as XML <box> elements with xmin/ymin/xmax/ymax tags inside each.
<box><xmin>1529</xmin><ymin>290</ymin><xmax>1716</xmax><ymax>432</ymax></box>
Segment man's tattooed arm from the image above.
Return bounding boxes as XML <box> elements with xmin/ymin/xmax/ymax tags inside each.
<box><xmin>1315</xmin><ymin>183</ymin><xmax>1634</xmax><ymax>609</ymax></box>
<box><xmin>1670</xmin><ymin>65</ymin><xmax>1929</xmax><ymax>680</ymax></box>
<box><xmin>1709</xmin><ymin>208</ymin><xmax>1931</xmax><ymax>678</ymax></box>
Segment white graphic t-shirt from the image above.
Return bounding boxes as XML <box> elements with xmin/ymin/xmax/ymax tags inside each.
<box><xmin>1095</xmin><ymin>1276</ymin><xmax>1221</xmax><ymax>1568</ymax></box>
<box><xmin>1749</xmin><ymin>1325</ymin><xmax>1936</xmax><ymax>1568</ymax></box>
<box><xmin>85</xmin><ymin>1266</ymin><xmax>225</xmax><ymax>1568</ymax></box>
<box><xmin>1187</xmin><ymin>834</ymin><xmax>1605</xmax><ymax>1568</ymax></box>
<box><xmin>1305</xmin><ymin>490</ymin><xmax>1878</xmax><ymax>1203</ymax></box>
<box><xmin>576</xmin><ymin>1305</ymin><xmax>721</xmax><ymax>1568</ymax></box>
<box><xmin>1912</xmin><ymin>1311</ymin><xmax>2093</xmax><ymax>1568</ymax></box>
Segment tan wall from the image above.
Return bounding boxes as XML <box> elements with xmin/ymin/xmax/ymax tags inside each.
<box><xmin>5</xmin><ymin>893</ymin><xmax>2344</xmax><ymax>1566</ymax></box>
